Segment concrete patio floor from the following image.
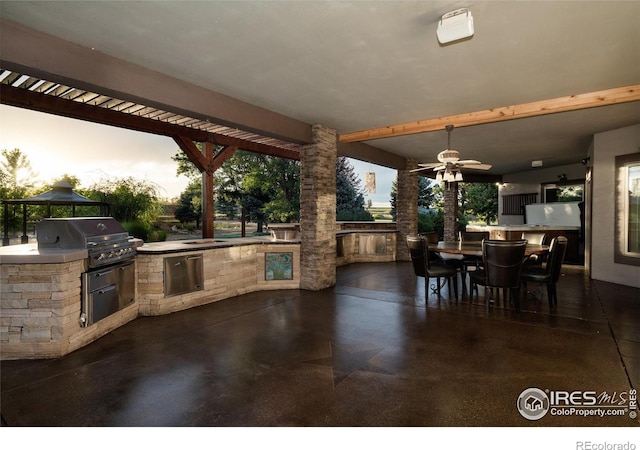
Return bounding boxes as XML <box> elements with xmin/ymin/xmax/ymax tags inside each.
<box><xmin>1</xmin><ymin>262</ymin><xmax>638</xmax><ymax>429</ymax></box>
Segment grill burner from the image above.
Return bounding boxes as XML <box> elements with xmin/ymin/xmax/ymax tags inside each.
<box><xmin>36</xmin><ymin>217</ymin><xmax>136</xmax><ymax>268</ymax></box>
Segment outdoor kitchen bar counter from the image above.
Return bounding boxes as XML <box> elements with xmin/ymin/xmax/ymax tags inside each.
<box><xmin>0</xmin><ymin>243</ymin><xmax>137</xmax><ymax>360</ymax></box>
<box><xmin>1</xmin><ymin>225</ymin><xmax>398</xmax><ymax>360</ymax></box>
<box><xmin>465</xmin><ymin>225</ymin><xmax>581</xmax><ymax>262</ymax></box>
<box><xmin>0</xmin><ymin>237</ymin><xmax>301</xmax><ymax>360</ymax></box>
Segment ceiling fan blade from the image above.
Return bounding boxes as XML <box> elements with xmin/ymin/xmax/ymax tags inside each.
<box><xmin>457</xmin><ymin>159</ymin><xmax>482</xmax><ymax>165</ymax></box>
<box><xmin>410</xmin><ymin>167</ymin><xmax>432</xmax><ymax>172</ymax></box>
<box><xmin>461</xmin><ymin>163</ymin><xmax>492</xmax><ymax>170</ymax></box>
<box><xmin>432</xmin><ymin>165</ymin><xmax>446</xmax><ymax>171</ymax></box>
<box><xmin>417</xmin><ymin>162</ymin><xmax>440</xmax><ymax>168</ymax></box>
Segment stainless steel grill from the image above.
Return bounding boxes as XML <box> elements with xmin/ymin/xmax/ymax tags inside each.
<box><xmin>36</xmin><ymin>217</ymin><xmax>136</xmax><ymax>268</ymax></box>
<box><xmin>36</xmin><ymin>217</ymin><xmax>137</xmax><ymax>327</ymax></box>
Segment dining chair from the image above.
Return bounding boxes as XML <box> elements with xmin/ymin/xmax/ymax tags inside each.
<box><xmin>468</xmin><ymin>239</ymin><xmax>527</xmax><ymax>311</ymax></box>
<box><xmin>521</xmin><ymin>231</ymin><xmax>547</xmax><ymax>267</ymax></box>
<box><xmin>419</xmin><ymin>231</ymin><xmax>442</xmax><ymax>265</ymax></box>
<box><xmin>406</xmin><ymin>235</ymin><xmax>458</xmax><ymax>300</ymax></box>
<box><xmin>520</xmin><ymin>236</ymin><xmax>568</xmax><ymax>308</ymax></box>
<box><xmin>458</xmin><ymin>231</ymin><xmax>490</xmax><ymax>292</ymax></box>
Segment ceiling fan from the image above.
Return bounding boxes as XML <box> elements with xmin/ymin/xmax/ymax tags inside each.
<box><xmin>412</xmin><ymin>125</ymin><xmax>492</xmax><ymax>182</ymax></box>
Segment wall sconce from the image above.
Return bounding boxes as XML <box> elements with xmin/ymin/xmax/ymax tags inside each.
<box><xmin>581</xmin><ymin>157</ymin><xmax>591</xmax><ymax>165</ymax></box>
<box><xmin>558</xmin><ymin>174</ymin><xmax>568</xmax><ymax>183</ymax></box>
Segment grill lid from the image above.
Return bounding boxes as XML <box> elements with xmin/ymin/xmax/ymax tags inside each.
<box><xmin>37</xmin><ymin>217</ymin><xmax>128</xmax><ymax>249</ymax></box>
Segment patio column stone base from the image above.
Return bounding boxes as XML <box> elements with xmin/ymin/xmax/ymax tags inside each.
<box><xmin>396</xmin><ymin>158</ymin><xmax>418</xmax><ymax>261</ymax></box>
<box><xmin>444</xmin><ymin>182</ymin><xmax>459</xmax><ymax>241</ymax></box>
<box><xmin>300</xmin><ymin>124</ymin><xmax>337</xmax><ymax>290</ymax></box>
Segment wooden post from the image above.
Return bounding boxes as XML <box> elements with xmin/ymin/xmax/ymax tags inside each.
<box><xmin>202</xmin><ymin>141</ymin><xmax>215</xmax><ymax>239</ymax></box>
<box><xmin>241</xmin><ymin>207</ymin><xmax>246</xmax><ymax>237</ymax></box>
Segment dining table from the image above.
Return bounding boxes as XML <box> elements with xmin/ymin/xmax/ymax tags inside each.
<box><xmin>433</xmin><ymin>241</ymin><xmax>549</xmax><ymax>257</ymax></box>
<box><xmin>432</xmin><ymin>240</ymin><xmax>550</xmax><ymax>299</ymax></box>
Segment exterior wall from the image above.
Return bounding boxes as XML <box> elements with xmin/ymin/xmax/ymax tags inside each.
<box><xmin>498</xmin><ymin>162</ymin><xmax>586</xmax><ymax>225</ymax></box>
<box><xmin>0</xmin><ymin>260</ymin><xmax>137</xmax><ymax>360</ymax></box>
<box><xmin>396</xmin><ymin>159</ymin><xmax>418</xmax><ymax>261</ymax></box>
<box><xmin>299</xmin><ymin>125</ymin><xmax>337</xmax><ymax>290</ymax></box>
<box><xmin>591</xmin><ymin>124</ymin><xmax>640</xmax><ymax>288</ymax></box>
<box><xmin>499</xmin><ymin>163</ymin><xmax>586</xmax><ymax>225</ymax></box>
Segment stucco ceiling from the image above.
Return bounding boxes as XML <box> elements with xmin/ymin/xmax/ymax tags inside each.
<box><xmin>1</xmin><ymin>1</ymin><xmax>639</xmax><ymax>175</ymax></box>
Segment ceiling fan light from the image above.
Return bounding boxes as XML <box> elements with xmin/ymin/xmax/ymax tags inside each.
<box><xmin>455</xmin><ymin>171</ymin><xmax>463</xmax><ymax>181</ymax></box>
<box><xmin>435</xmin><ymin>171</ymin><xmax>443</xmax><ymax>182</ymax></box>
<box><xmin>444</xmin><ymin>171</ymin><xmax>455</xmax><ymax>182</ymax></box>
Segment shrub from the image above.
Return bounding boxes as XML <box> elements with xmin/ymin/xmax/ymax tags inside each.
<box><xmin>123</xmin><ymin>221</ymin><xmax>149</xmax><ymax>241</ymax></box>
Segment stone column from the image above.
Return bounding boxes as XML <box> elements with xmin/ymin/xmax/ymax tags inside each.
<box><xmin>396</xmin><ymin>158</ymin><xmax>418</xmax><ymax>261</ymax></box>
<box><xmin>299</xmin><ymin>125</ymin><xmax>337</xmax><ymax>290</ymax></box>
<box><xmin>444</xmin><ymin>182</ymin><xmax>459</xmax><ymax>241</ymax></box>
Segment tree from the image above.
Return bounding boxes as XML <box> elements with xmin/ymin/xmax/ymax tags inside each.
<box><xmin>213</xmin><ymin>151</ymin><xmax>299</xmax><ymax>229</ymax></box>
<box><xmin>87</xmin><ymin>176</ymin><xmax>162</xmax><ymax>227</ymax></box>
<box><xmin>463</xmin><ymin>183</ymin><xmax>498</xmax><ymax>225</ymax></box>
<box><xmin>418</xmin><ymin>176</ymin><xmax>437</xmax><ymax>209</ymax></box>
<box><xmin>336</xmin><ymin>157</ymin><xmax>372</xmax><ymax>221</ymax></box>
<box><xmin>0</xmin><ymin>148</ymin><xmax>37</xmax><ymax>234</ymax></box>
<box><xmin>174</xmin><ymin>179</ymin><xmax>202</xmax><ymax>227</ymax></box>
<box><xmin>172</xmin><ymin>147</ymin><xmax>205</xmax><ymax>179</ymax></box>
<box><xmin>0</xmin><ymin>148</ymin><xmax>35</xmax><ymax>200</ymax></box>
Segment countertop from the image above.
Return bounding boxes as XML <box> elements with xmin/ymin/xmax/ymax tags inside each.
<box><xmin>136</xmin><ymin>236</ymin><xmax>300</xmax><ymax>254</ymax></box>
<box><xmin>0</xmin><ymin>229</ymin><xmax>397</xmax><ymax>260</ymax></box>
<box><xmin>466</xmin><ymin>225</ymin><xmax>580</xmax><ymax>231</ymax></box>
<box><xmin>0</xmin><ymin>243</ymin><xmax>87</xmax><ymax>264</ymax></box>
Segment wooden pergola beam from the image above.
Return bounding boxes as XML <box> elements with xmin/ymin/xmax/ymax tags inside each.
<box><xmin>209</xmin><ymin>146</ymin><xmax>238</xmax><ymax>173</ymax></box>
<box><xmin>172</xmin><ymin>135</ymin><xmax>208</xmax><ymax>174</ymax></box>
<box><xmin>339</xmin><ymin>84</ymin><xmax>640</xmax><ymax>142</ymax></box>
<box><xmin>0</xmin><ymin>84</ymin><xmax>300</xmax><ymax>162</ymax></box>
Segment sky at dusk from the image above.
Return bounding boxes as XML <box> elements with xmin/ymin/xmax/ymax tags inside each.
<box><xmin>0</xmin><ymin>104</ymin><xmax>395</xmax><ymax>205</ymax></box>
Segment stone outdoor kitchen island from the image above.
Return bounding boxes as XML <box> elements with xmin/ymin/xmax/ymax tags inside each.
<box><xmin>1</xmin><ymin>222</ymin><xmax>397</xmax><ymax>360</ymax></box>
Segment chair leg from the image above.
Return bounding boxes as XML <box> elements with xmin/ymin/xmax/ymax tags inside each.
<box><xmin>548</xmin><ymin>282</ymin><xmax>558</xmax><ymax>308</ymax></box>
<box><xmin>460</xmin><ymin>269</ymin><xmax>468</xmax><ymax>297</ymax></box>
<box><xmin>451</xmin><ymin>275</ymin><xmax>458</xmax><ymax>300</ymax></box>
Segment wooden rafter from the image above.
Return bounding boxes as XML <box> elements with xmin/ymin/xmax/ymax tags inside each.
<box><xmin>209</xmin><ymin>146</ymin><xmax>238</xmax><ymax>173</ymax></box>
<box><xmin>0</xmin><ymin>84</ymin><xmax>300</xmax><ymax>161</ymax></box>
<box><xmin>339</xmin><ymin>84</ymin><xmax>640</xmax><ymax>142</ymax></box>
<box><xmin>172</xmin><ymin>136</ymin><xmax>208</xmax><ymax>174</ymax></box>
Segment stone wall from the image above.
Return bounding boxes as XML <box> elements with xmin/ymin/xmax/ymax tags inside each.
<box><xmin>299</xmin><ymin>125</ymin><xmax>337</xmax><ymax>290</ymax></box>
<box><xmin>0</xmin><ymin>260</ymin><xmax>137</xmax><ymax>360</ymax></box>
<box><xmin>137</xmin><ymin>243</ymin><xmax>301</xmax><ymax>316</ymax></box>
<box><xmin>444</xmin><ymin>182</ymin><xmax>459</xmax><ymax>241</ymax></box>
<box><xmin>395</xmin><ymin>159</ymin><xmax>418</xmax><ymax>261</ymax></box>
